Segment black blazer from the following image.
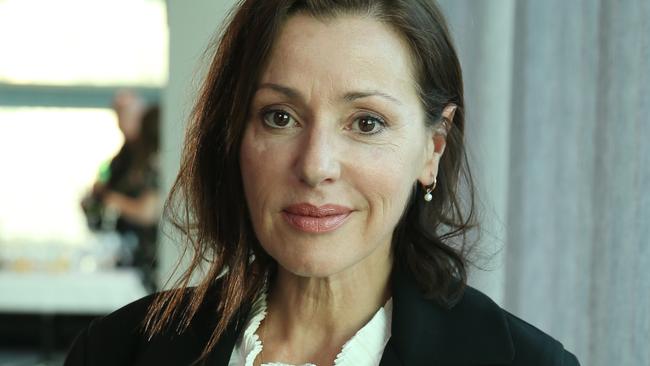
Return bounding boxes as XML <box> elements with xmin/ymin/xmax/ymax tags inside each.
<box><xmin>64</xmin><ymin>269</ymin><xmax>580</xmax><ymax>365</ymax></box>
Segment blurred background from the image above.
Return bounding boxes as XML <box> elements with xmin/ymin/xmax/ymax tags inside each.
<box><xmin>0</xmin><ymin>0</ymin><xmax>647</xmax><ymax>365</ymax></box>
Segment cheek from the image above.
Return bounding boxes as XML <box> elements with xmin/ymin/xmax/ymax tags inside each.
<box><xmin>240</xmin><ymin>128</ymin><xmax>290</xmax><ymax>215</ymax></box>
<box><xmin>240</xmin><ymin>130</ymin><xmax>266</xmax><ymax>213</ymax></box>
<box><xmin>350</xmin><ymin>145</ymin><xmax>419</xmax><ymax>226</ymax></box>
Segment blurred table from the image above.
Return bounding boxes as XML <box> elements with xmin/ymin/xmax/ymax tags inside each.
<box><xmin>0</xmin><ymin>269</ymin><xmax>149</xmax><ymax>315</ymax></box>
<box><xmin>0</xmin><ymin>269</ymin><xmax>150</xmax><ymax>359</ymax></box>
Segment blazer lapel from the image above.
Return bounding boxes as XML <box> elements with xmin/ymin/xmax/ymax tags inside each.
<box><xmin>189</xmin><ymin>293</ymin><xmax>252</xmax><ymax>366</ymax></box>
<box><xmin>203</xmin><ymin>318</ymin><xmax>243</xmax><ymax>366</ymax></box>
<box><xmin>381</xmin><ymin>267</ymin><xmax>515</xmax><ymax>365</ymax></box>
<box><xmin>379</xmin><ymin>338</ymin><xmax>405</xmax><ymax>366</ymax></box>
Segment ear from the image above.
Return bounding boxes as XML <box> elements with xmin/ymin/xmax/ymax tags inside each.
<box><xmin>418</xmin><ymin>104</ymin><xmax>457</xmax><ymax>186</ymax></box>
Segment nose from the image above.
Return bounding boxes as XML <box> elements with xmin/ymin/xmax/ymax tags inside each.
<box><xmin>293</xmin><ymin>125</ymin><xmax>341</xmax><ymax>187</ymax></box>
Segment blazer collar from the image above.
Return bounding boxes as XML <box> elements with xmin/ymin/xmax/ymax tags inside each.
<box><xmin>380</xmin><ymin>268</ymin><xmax>515</xmax><ymax>366</ymax></box>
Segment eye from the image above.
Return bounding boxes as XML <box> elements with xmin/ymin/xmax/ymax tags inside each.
<box><xmin>262</xmin><ymin>109</ymin><xmax>297</xmax><ymax>128</ymax></box>
<box><xmin>351</xmin><ymin>114</ymin><xmax>387</xmax><ymax>135</ymax></box>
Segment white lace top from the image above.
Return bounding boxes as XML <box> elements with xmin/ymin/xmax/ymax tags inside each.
<box><xmin>228</xmin><ymin>291</ymin><xmax>393</xmax><ymax>366</ymax></box>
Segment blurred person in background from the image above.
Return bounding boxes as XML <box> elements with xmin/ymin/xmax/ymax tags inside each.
<box><xmin>81</xmin><ymin>90</ymin><xmax>161</xmax><ymax>291</ymax></box>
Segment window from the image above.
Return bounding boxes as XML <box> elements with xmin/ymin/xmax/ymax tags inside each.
<box><xmin>0</xmin><ymin>0</ymin><xmax>167</xmax><ymax>254</ymax></box>
<box><xmin>0</xmin><ymin>0</ymin><xmax>168</xmax><ymax>86</ymax></box>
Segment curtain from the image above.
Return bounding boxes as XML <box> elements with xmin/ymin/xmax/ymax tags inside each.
<box><xmin>439</xmin><ymin>0</ymin><xmax>650</xmax><ymax>364</ymax></box>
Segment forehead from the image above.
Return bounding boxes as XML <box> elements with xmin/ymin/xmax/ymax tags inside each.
<box><xmin>260</xmin><ymin>14</ymin><xmax>418</xmax><ymax>101</ymax></box>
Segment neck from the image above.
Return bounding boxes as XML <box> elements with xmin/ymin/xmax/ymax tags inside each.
<box><xmin>259</xmin><ymin>245</ymin><xmax>393</xmax><ymax>365</ymax></box>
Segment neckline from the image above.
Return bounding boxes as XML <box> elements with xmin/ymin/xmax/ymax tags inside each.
<box><xmin>232</xmin><ymin>289</ymin><xmax>393</xmax><ymax>366</ymax></box>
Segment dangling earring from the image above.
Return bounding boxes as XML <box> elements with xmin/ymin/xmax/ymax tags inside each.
<box><xmin>424</xmin><ymin>178</ymin><xmax>437</xmax><ymax>202</ymax></box>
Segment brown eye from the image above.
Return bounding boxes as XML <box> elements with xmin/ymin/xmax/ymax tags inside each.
<box><xmin>352</xmin><ymin>115</ymin><xmax>386</xmax><ymax>135</ymax></box>
<box><xmin>359</xmin><ymin>117</ymin><xmax>375</xmax><ymax>132</ymax></box>
<box><xmin>262</xmin><ymin>110</ymin><xmax>295</xmax><ymax>128</ymax></box>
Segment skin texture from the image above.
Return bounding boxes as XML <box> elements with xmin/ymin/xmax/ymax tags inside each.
<box><xmin>239</xmin><ymin>14</ymin><xmax>453</xmax><ymax>365</ymax></box>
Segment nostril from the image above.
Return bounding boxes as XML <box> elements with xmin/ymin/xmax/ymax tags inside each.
<box><xmin>295</xmin><ymin>153</ymin><xmax>341</xmax><ymax>187</ymax></box>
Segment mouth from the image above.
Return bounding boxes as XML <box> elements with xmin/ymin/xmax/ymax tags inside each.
<box><xmin>282</xmin><ymin>203</ymin><xmax>352</xmax><ymax>233</ymax></box>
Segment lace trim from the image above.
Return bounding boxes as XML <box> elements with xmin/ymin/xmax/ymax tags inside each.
<box><xmin>333</xmin><ymin>298</ymin><xmax>392</xmax><ymax>365</ymax></box>
<box><xmin>227</xmin><ymin>287</ymin><xmax>266</xmax><ymax>365</ymax></box>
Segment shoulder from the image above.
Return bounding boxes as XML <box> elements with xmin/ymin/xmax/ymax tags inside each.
<box><xmin>63</xmin><ymin>288</ymin><xmax>219</xmax><ymax>366</ymax></box>
<box><xmin>64</xmin><ymin>293</ymin><xmax>158</xmax><ymax>366</ymax></box>
<box><xmin>460</xmin><ymin>286</ymin><xmax>580</xmax><ymax>365</ymax></box>
<box><xmin>501</xmin><ymin>308</ymin><xmax>581</xmax><ymax>365</ymax></box>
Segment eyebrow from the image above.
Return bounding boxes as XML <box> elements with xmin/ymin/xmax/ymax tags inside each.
<box><xmin>257</xmin><ymin>83</ymin><xmax>403</xmax><ymax>106</ymax></box>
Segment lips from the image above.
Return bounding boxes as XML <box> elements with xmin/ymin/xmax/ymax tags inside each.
<box><xmin>282</xmin><ymin>203</ymin><xmax>352</xmax><ymax>233</ymax></box>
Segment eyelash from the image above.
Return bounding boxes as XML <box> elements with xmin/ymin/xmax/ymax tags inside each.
<box><xmin>259</xmin><ymin>108</ymin><xmax>388</xmax><ymax>136</ymax></box>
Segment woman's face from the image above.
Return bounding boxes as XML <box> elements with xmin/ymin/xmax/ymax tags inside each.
<box><xmin>240</xmin><ymin>14</ymin><xmax>443</xmax><ymax>278</ymax></box>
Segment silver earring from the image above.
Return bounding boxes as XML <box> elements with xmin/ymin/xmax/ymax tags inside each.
<box><xmin>424</xmin><ymin>178</ymin><xmax>436</xmax><ymax>202</ymax></box>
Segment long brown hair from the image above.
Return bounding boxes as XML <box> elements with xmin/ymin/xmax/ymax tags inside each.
<box><xmin>145</xmin><ymin>0</ymin><xmax>476</xmax><ymax>360</ymax></box>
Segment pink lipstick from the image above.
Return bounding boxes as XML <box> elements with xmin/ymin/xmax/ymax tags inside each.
<box><xmin>282</xmin><ymin>203</ymin><xmax>352</xmax><ymax>233</ymax></box>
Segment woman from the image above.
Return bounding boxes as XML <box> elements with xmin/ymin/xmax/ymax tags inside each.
<box><xmin>65</xmin><ymin>1</ymin><xmax>580</xmax><ymax>365</ymax></box>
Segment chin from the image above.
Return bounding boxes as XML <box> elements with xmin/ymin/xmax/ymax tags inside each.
<box><xmin>260</xmin><ymin>243</ymin><xmax>338</xmax><ymax>278</ymax></box>
<box><xmin>258</xmin><ymin>223</ymin><xmax>392</xmax><ymax>280</ymax></box>
<box><xmin>270</xmin><ymin>242</ymin><xmax>375</xmax><ymax>280</ymax></box>
<box><xmin>274</xmin><ymin>254</ymin><xmax>344</xmax><ymax>279</ymax></box>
